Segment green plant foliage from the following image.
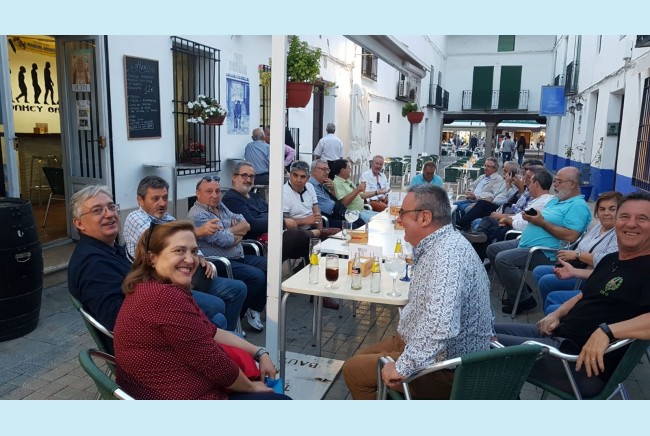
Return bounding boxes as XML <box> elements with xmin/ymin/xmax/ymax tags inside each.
<box><xmin>401</xmin><ymin>102</ymin><xmax>420</xmax><ymax>117</ymax></box>
<box><xmin>286</xmin><ymin>35</ymin><xmax>322</xmax><ymax>83</ymax></box>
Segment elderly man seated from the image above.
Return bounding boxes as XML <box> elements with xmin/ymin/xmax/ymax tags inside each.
<box><xmin>487</xmin><ymin>166</ymin><xmax>592</xmax><ymax>315</ymax></box>
<box><xmin>410</xmin><ymin>161</ymin><xmax>443</xmax><ymax>187</ymax></box>
<box><xmin>188</xmin><ymin>176</ymin><xmax>268</xmax><ymax>332</ymax></box>
<box><xmin>308</xmin><ymin>159</ymin><xmax>364</xmax><ymax>229</ymax></box>
<box><xmin>330</xmin><ymin>159</ymin><xmax>378</xmax><ymax>224</ymax></box>
<box><xmin>359</xmin><ymin>155</ymin><xmax>390</xmax><ymax>212</ymax></box>
<box><xmin>495</xmin><ymin>192</ymin><xmax>650</xmax><ymax>397</ymax></box>
<box><xmin>453</xmin><ymin>157</ymin><xmax>508</xmax><ymax>230</ymax></box>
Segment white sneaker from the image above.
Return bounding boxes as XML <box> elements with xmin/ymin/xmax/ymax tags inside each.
<box><xmin>245</xmin><ymin>309</ymin><xmax>264</xmax><ymax>331</ymax></box>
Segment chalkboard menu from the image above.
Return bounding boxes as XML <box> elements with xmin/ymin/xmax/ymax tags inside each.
<box><xmin>124</xmin><ymin>56</ymin><xmax>161</xmax><ymax>139</ymax></box>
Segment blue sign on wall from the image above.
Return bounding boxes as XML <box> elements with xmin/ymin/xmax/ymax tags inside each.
<box><xmin>539</xmin><ymin>86</ymin><xmax>567</xmax><ymax>116</ymax></box>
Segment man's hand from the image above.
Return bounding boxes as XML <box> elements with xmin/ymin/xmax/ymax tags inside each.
<box><xmin>521</xmin><ymin>210</ymin><xmax>543</xmax><ymax>226</ymax></box>
<box><xmin>554</xmin><ymin>259</ymin><xmax>578</xmax><ymax>279</ymax></box>
<box><xmin>536</xmin><ymin>313</ymin><xmax>561</xmax><ymax>336</ymax></box>
<box><xmin>357</xmin><ymin>181</ymin><xmax>367</xmax><ymax>193</ymax></box>
<box><xmin>466</xmin><ymin>191</ymin><xmax>476</xmax><ymax>200</ymax></box>
<box><xmin>198</xmin><ymin>256</ymin><xmax>215</xmax><ymax>279</ymax></box>
<box><xmin>324</xmin><ymin>177</ymin><xmax>335</xmax><ymax>190</ymax></box>
<box><xmin>498</xmin><ymin>216</ymin><xmax>513</xmax><ymax>227</ymax></box>
<box><xmin>381</xmin><ymin>360</ymin><xmax>406</xmax><ymax>388</ymax></box>
<box><xmin>195</xmin><ymin>219</ymin><xmax>222</xmax><ymax>237</ymax></box>
<box><xmin>284</xmin><ymin>217</ymin><xmax>298</xmax><ymax>229</ymax></box>
<box><xmin>576</xmin><ymin>328</ymin><xmax>610</xmax><ymax>377</ymax></box>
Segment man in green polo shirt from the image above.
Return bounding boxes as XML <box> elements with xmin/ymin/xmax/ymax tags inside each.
<box><xmin>330</xmin><ymin>159</ymin><xmax>378</xmax><ymax>224</ymax></box>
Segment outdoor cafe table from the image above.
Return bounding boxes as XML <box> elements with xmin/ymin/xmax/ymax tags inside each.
<box><xmin>279</xmin><ymin>262</ymin><xmax>409</xmax><ymax>381</ymax></box>
<box><xmin>450</xmin><ymin>165</ymin><xmax>481</xmax><ymax>192</ymax></box>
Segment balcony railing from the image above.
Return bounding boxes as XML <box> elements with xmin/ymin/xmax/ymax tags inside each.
<box><xmin>427</xmin><ymin>84</ymin><xmax>449</xmax><ymax>110</ymax></box>
<box><xmin>461</xmin><ymin>89</ymin><xmax>529</xmax><ymax>111</ymax></box>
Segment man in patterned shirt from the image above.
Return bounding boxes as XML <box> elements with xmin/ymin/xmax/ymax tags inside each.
<box><xmin>342</xmin><ymin>185</ymin><xmax>494</xmax><ymax>399</ymax></box>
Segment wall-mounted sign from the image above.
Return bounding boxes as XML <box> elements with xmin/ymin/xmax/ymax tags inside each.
<box><xmin>123</xmin><ymin>56</ymin><xmax>161</xmax><ymax>139</ymax></box>
<box><xmin>607</xmin><ymin>123</ymin><xmax>620</xmax><ymax>136</ymax></box>
<box><xmin>539</xmin><ymin>86</ymin><xmax>567</xmax><ymax>116</ymax></box>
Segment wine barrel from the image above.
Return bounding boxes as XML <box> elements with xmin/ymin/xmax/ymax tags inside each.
<box><xmin>0</xmin><ymin>198</ymin><xmax>43</xmax><ymax>342</ymax></box>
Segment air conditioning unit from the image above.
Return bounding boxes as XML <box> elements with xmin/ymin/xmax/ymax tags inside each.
<box><xmin>398</xmin><ymin>77</ymin><xmax>409</xmax><ymax>98</ymax></box>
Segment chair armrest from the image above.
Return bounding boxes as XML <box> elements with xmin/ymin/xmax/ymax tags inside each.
<box><xmin>522</xmin><ymin>339</ymin><xmax>635</xmax><ymax>362</ymax></box>
<box><xmin>321</xmin><ymin>215</ymin><xmax>330</xmax><ymax>228</ymax></box>
<box><xmin>363</xmin><ymin>204</ymin><xmax>372</xmax><ymax>211</ymax></box>
<box><xmin>205</xmin><ymin>256</ymin><xmax>234</xmax><ymax>279</ymax></box>
<box><xmin>241</xmin><ymin>239</ymin><xmax>265</xmax><ymax>256</ymax></box>
<box><xmin>376</xmin><ymin>355</ymin><xmax>462</xmax><ymax>400</ymax></box>
<box><xmin>79</xmin><ymin>307</ymin><xmax>114</xmax><ymax>339</ymax></box>
<box><xmin>504</xmin><ymin>230</ymin><xmax>522</xmax><ymax>240</ymax></box>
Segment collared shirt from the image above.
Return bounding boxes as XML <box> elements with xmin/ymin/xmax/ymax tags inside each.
<box><xmin>396</xmin><ymin>224</ymin><xmax>494</xmax><ymax>377</ymax></box>
<box><xmin>309</xmin><ymin>175</ymin><xmax>335</xmax><ymax>215</ymax></box>
<box><xmin>359</xmin><ymin>169</ymin><xmax>389</xmax><ymax>201</ymax></box>
<box><xmin>511</xmin><ymin>193</ymin><xmax>554</xmax><ymax>231</ymax></box>
<box><xmin>469</xmin><ymin>173</ymin><xmax>506</xmax><ymax>202</ymax></box>
<box><xmin>188</xmin><ymin>200</ymin><xmax>246</xmax><ymax>259</ymax></box>
<box><xmin>282</xmin><ymin>182</ymin><xmax>318</xmax><ymax>229</ymax></box>
<box><xmin>574</xmin><ymin>222</ymin><xmax>618</xmax><ymax>266</ymax></box>
<box><xmin>333</xmin><ymin>175</ymin><xmax>365</xmax><ymax>212</ymax></box>
<box><xmin>409</xmin><ymin>173</ymin><xmax>444</xmax><ymax>188</ymax></box>
<box><xmin>519</xmin><ymin>194</ymin><xmax>592</xmax><ymax>254</ymax></box>
<box><xmin>313</xmin><ymin>134</ymin><xmax>343</xmax><ymax>161</ymax></box>
<box><xmin>511</xmin><ymin>189</ymin><xmax>532</xmax><ymax>213</ymax></box>
<box><xmin>123</xmin><ymin>208</ymin><xmax>176</xmax><ymax>259</ymax></box>
<box><xmin>244</xmin><ymin>139</ymin><xmax>270</xmax><ymax>174</ymax></box>
<box><xmin>67</xmin><ymin>234</ymin><xmax>131</xmax><ymax>331</ymax></box>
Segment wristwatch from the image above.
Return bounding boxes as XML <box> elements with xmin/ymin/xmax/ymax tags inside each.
<box><xmin>575</xmin><ymin>250</ymin><xmax>582</xmax><ymax>261</ymax></box>
<box><xmin>599</xmin><ymin>323</ymin><xmax>616</xmax><ymax>343</ymax></box>
<box><xmin>254</xmin><ymin>347</ymin><xmax>270</xmax><ymax>362</ymax></box>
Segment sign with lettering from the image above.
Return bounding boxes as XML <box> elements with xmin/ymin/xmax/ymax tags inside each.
<box><xmin>124</xmin><ymin>56</ymin><xmax>161</xmax><ymax>139</ymax></box>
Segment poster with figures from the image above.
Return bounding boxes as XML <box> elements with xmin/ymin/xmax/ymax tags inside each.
<box><xmin>226</xmin><ymin>73</ymin><xmax>249</xmax><ymax>135</ymax></box>
<box><xmin>71</xmin><ymin>49</ymin><xmax>92</xmax><ymax>92</ymax></box>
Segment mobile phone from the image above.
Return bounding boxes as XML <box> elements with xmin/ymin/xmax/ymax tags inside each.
<box><xmin>524</xmin><ymin>208</ymin><xmax>537</xmax><ymax>216</ymax></box>
<box><xmin>510</xmin><ymin>171</ymin><xmax>516</xmax><ymax>178</ymax></box>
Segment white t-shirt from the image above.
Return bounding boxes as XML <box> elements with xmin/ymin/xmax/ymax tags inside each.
<box><xmin>359</xmin><ymin>169</ymin><xmax>388</xmax><ymax>201</ymax></box>
<box><xmin>313</xmin><ymin>134</ymin><xmax>343</xmax><ymax>161</ymax></box>
<box><xmin>282</xmin><ymin>182</ymin><xmax>318</xmax><ymax>229</ymax></box>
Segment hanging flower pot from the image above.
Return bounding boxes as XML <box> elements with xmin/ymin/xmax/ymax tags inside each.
<box><xmin>286</xmin><ymin>81</ymin><xmax>314</xmax><ymax>108</ymax></box>
<box><xmin>406</xmin><ymin>111</ymin><xmax>424</xmax><ymax>124</ymax></box>
<box><xmin>204</xmin><ymin>114</ymin><xmax>226</xmax><ymax>126</ymax></box>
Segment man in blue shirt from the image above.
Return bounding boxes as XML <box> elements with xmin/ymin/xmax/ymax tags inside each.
<box><xmin>487</xmin><ymin>167</ymin><xmax>591</xmax><ymax>314</ymax></box>
<box><xmin>410</xmin><ymin>161</ymin><xmax>443</xmax><ymax>188</ymax></box>
<box><xmin>308</xmin><ymin>159</ymin><xmax>363</xmax><ymax>229</ymax></box>
<box><xmin>244</xmin><ymin>128</ymin><xmax>270</xmax><ymax>185</ymax></box>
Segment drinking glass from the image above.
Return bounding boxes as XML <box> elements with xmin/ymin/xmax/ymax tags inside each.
<box><xmin>344</xmin><ymin>209</ymin><xmax>360</xmax><ymax>226</ymax></box>
<box><xmin>400</xmin><ymin>243</ymin><xmax>413</xmax><ymax>282</ymax></box>
<box><xmin>325</xmin><ymin>254</ymin><xmax>339</xmax><ymax>289</ymax></box>
<box><xmin>308</xmin><ymin>238</ymin><xmax>320</xmax><ymax>262</ymax></box>
<box><xmin>555</xmin><ymin>240</ymin><xmax>572</xmax><ymax>268</ymax></box>
<box><xmin>341</xmin><ymin>221</ymin><xmax>352</xmax><ymax>246</ymax></box>
<box><xmin>384</xmin><ymin>255</ymin><xmax>405</xmax><ymax>297</ymax></box>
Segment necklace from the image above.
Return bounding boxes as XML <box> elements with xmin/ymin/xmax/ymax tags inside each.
<box><xmin>611</xmin><ymin>259</ymin><xmax>619</xmax><ymax>273</ymax></box>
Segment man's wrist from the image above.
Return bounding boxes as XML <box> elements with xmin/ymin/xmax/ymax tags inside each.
<box><xmin>599</xmin><ymin>323</ymin><xmax>616</xmax><ymax>343</ymax></box>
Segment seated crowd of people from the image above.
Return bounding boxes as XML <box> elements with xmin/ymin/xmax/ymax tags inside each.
<box><xmin>68</xmin><ymin>130</ymin><xmax>650</xmax><ymax>401</ymax></box>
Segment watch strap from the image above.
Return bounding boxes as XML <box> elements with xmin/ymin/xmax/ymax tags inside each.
<box><xmin>254</xmin><ymin>347</ymin><xmax>269</xmax><ymax>362</ymax></box>
<box><xmin>599</xmin><ymin>323</ymin><xmax>616</xmax><ymax>343</ymax></box>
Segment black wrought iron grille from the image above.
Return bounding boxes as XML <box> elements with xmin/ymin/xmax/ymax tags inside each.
<box><xmin>361</xmin><ymin>48</ymin><xmax>377</xmax><ymax>81</ymax></box>
<box><xmin>633</xmin><ymin>77</ymin><xmax>650</xmax><ymax>191</ymax></box>
<box><xmin>171</xmin><ymin>36</ymin><xmax>221</xmax><ymax>176</ymax></box>
<box><xmin>259</xmin><ymin>64</ymin><xmax>271</xmax><ymax>129</ymax></box>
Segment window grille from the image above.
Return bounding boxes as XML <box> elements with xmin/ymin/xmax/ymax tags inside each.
<box><xmin>171</xmin><ymin>36</ymin><xmax>221</xmax><ymax>176</ymax></box>
<box><xmin>259</xmin><ymin>63</ymin><xmax>271</xmax><ymax>129</ymax></box>
<box><xmin>361</xmin><ymin>48</ymin><xmax>377</xmax><ymax>81</ymax></box>
<box><xmin>633</xmin><ymin>77</ymin><xmax>650</xmax><ymax>191</ymax></box>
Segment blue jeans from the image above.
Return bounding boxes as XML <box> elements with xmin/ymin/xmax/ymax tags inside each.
<box><xmin>532</xmin><ymin>265</ymin><xmax>578</xmax><ymax>304</ymax></box>
<box><xmin>215</xmin><ymin>255</ymin><xmax>267</xmax><ymax>316</ymax></box>
<box><xmin>197</xmin><ymin>276</ymin><xmax>248</xmax><ymax>331</ymax></box>
<box><xmin>359</xmin><ymin>210</ymin><xmax>379</xmax><ymax>224</ymax></box>
<box><xmin>544</xmin><ymin>290</ymin><xmax>580</xmax><ymax>315</ymax></box>
<box><xmin>190</xmin><ymin>291</ymin><xmax>227</xmax><ymax>330</ymax></box>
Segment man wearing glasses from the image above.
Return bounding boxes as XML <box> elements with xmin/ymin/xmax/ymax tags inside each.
<box><xmin>342</xmin><ymin>185</ymin><xmax>493</xmax><ymax>399</ymax></box>
<box><xmin>189</xmin><ymin>176</ymin><xmax>268</xmax><ymax>332</ymax></box>
<box><xmin>453</xmin><ymin>157</ymin><xmax>505</xmax><ymax>228</ymax></box>
<box><xmin>123</xmin><ymin>176</ymin><xmax>247</xmax><ymax>333</ymax></box>
<box><xmin>487</xmin><ymin>167</ymin><xmax>591</xmax><ymax>315</ymax></box>
<box><xmin>358</xmin><ymin>155</ymin><xmax>390</xmax><ymax>212</ymax></box>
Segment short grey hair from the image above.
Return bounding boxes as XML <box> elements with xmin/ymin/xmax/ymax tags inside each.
<box><xmin>310</xmin><ymin>158</ymin><xmax>328</xmax><ymax>172</ymax></box>
<box><xmin>136</xmin><ymin>176</ymin><xmax>169</xmax><ymax>198</ymax></box>
<box><xmin>408</xmin><ymin>184</ymin><xmax>451</xmax><ymax>226</ymax></box>
<box><xmin>233</xmin><ymin>161</ymin><xmax>255</xmax><ymax>175</ymax></box>
<box><xmin>486</xmin><ymin>157</ymin><xmax>499</xmax><ymax>169</ymax></box>
<box><xmin>326</xmin><ymin>123</ymin><xmax>336</xmax><ymax>134</ymax></box>
<box><xmin>504</xmin><ymin>161</ymin><xmax>519</xmax><ymax>173</ymax></box>
<box><xmin>290</xmin><ymin>160</ymin><xmax>310</xmax><ymax>175</ymax></box>
<box><xmin>252</xmin><ymin>127</ymin><xmax>265</xmax><ymax>141</ymax></box>
<box><xmin>422</xmin><ymin>161</ymin><xmax>437</xmax><ymax>171</ymax></box>
<box><xmin>70</xmin><ymin>185</ymin><xmax>114</xmax><ymax>219</ymax></box>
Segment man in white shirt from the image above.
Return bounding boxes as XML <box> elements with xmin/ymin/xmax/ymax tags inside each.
<box><xmin>359</xmin><ymin>155</ymin><xmax>390</xmax><ymax>212</ymax></box>
<box><xmin>313</xmin><ymin>123</ymin><xmax>343</xmax><ymax>162</ymax></box>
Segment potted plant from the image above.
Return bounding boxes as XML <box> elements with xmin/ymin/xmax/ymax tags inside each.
<box><xmin>187</xmin><ymin>95</ymin><xmax>227</xmax><ymax>125</ymax></box>
<box><xmin>402</xmin><ymin>101</ymin><xmax>424</xmax><ymax>124</ymax></box>
<box><xmin>180</xmin><ymin>142</ymin><xmax>206</xmax><ymax>164</ymax></box>
<box><xmin>286</xmin><ymin>35</ymin><xmax>322</xmax><ymax>108</ymax></box>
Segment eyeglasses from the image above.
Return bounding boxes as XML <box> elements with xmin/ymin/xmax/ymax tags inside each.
<box><xmin>80</xmin><ymin>204</ymin><xmax>120</xmax><ymax>217</ymax></box>
<box><xmin>484</xmin><ymin>164</ymin><xmax>496</xmax><ymax>169</ymax></box>
<box><xmin>553</xmin><ymin>178</ymin><xmax>573</xmax><ymax>185</ymax></box>
<box><xmin>398</xmin><ymin>208</ymin><xmax>424</xmax><ymax>217</ymax></box>
<box><xmin>234</xmin><ymin>173</ymin><xmax>256</xmax><ymax>180</ymax></box>
<box><xmin>196</xmin><ymin>175</ymin><xmax>220</xmax><ymax>189</ymax></box>
<box><xmin>316</xmin><ymin>167</ymin><xmax>330</xmax><ymax>173</ymax></box>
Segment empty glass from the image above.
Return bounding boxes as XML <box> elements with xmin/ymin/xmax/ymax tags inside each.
<box><xmin>344</xmin><ymin>209</ymin><xmax>360</xmax><ymax>226</ymax></box>
<box><xmin>384</xmin><ymin>255</ymin><xmax>405</xmax><ymax>297</ymax></box>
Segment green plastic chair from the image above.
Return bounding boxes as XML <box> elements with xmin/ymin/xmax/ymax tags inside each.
<box><xmin>377</xmin><ymin>344</ymin><xmax>544</xmax><ymax>400</ymax></box>
<box><xmin>78</xmin><ymin>349</ymin><xmax>134</xmax><ymax>400</ymax></box>
<box><xmin>523</xmin><ymin>339</ymin><xmax>650</xmax><ymax>400</ymax></box>
<box><xmin>69</xmin><ymin>294</ymin><xmax>115</xmax><ymax>357</ymax></box>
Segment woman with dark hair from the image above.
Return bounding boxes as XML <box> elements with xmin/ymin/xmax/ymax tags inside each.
<box><xmin>516</xmin><ymin>136</ymin><xmax>527</xmax><ymax>166</ymax></box>
<box><xmin>114</xmin><ymin>221</ymin><xmax>290</xmax><ymax>400</ymax></box>
<box><xmin>531</xmin><ymin>191</ymin><xmax>622</xmax><ymax>314</ymax></box>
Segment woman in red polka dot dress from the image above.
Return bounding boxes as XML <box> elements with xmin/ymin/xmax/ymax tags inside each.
<box><xmin>114</xmin><ymin>221</ymin><xmax>290</xmax><ymax>400</ymax></box>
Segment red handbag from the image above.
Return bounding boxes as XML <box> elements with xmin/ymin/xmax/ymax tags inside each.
<box><xmin>219</xmin><ymin>343</ymin><xmax>260</xmax><ymax>380</ymax></box>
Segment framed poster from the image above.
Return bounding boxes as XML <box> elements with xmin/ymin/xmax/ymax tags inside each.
<box><xmin>124</xmin><ymin>56</ymin><xmax>161</xmax><ymax>139</ymax></box>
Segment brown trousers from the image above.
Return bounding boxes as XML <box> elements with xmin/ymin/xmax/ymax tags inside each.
<box><xmin>341</xmin><ymin>334</ymin><xmax>454</xmax><ymax>400</ymax></box>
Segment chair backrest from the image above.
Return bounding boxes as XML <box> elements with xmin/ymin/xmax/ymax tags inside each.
<box><xmin>69</xmin><ymin>294</ymin><xmax>115</xmax><ymax>356</ymax></box>
<box><xmin>78</xmin><ymin>349</ymin><xmax>134</xmax><ymax>400</ymax></box>
<box><xmin>42</xmin><ymin>166</ymin><xmax>65</xmax><ymax>196</ymax></box>
<box><xmin>450</xmin><ymin>344</ymin><xmax>544</xmax><ymax>399</ymax></box>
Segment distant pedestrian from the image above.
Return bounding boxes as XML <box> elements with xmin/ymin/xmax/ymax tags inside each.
<box><xmin>501</xmin><ymin>134</ymin><xmax>515</xmax><ymax>164</ymax></box>
<box><xmin>516</xmin><ymin>136</ymin><xmax>527</xmax><ymax>166</ymax></box>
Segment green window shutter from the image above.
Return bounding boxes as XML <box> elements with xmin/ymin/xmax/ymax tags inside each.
<box><xmin>471</xmin><ymin>66</ymin><xmax>493</xmax><ymax>110</ymax></box>
<box><xmin>498</xmin><ymin>66</ymin><xmax>522</xmax><ymax>109</ymax></box>
<box><xmin>498</xmin><ymin>35</ymin><xmax>515</xmax><ymax>52</ymax></box>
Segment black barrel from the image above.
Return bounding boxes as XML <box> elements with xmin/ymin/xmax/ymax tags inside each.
<box><xmin>0</xmin><ymin>198</ymin><xmax>43</xmax><ymax>342</ymax></box>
